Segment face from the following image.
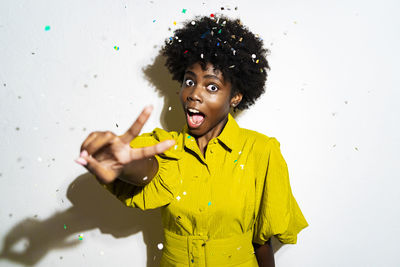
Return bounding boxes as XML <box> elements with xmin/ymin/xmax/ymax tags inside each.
<box><xmin>180</xmin><ymin>62</ymin><xmax>242</xmax><ymax>137</ymax></box>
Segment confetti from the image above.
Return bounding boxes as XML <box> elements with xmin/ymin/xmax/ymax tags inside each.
<box><xmin>176</xmin><ymin>196</ymin><xmax>181</xmax><ymax>201</ymax></box>
<box><xmin>64</xmin><ymin>224</ymin><xmax>67</xmax><ymax>230</ymax></box>
<box><xmin>183</xmin><ymin>191</ymin><xmax>187</xmax><ymax>195</ymax></box>
<box><xmin>153</xmin><ymin>19</ymin><xmax>156</xmax><ymax>23</ymax></box>
<box><xmin>240</xmin><ymin>164</ymin><xmax>244</xmax><ymax>169</ymax></box>
<box><xmin>191</xmin><ymin>21</ymin><xmax>195</xmax><ymax>25</ymax></box>
<box><xmin>200</xmin><ymin>53</ymin><xmax>204</xmax><ymax>58</ymax></box>
<box><xmin>187</xmin><ymin>135</ymin><xmax>191</xmax><ymax>139</ymax></box>
<box><xmin>256</xmin><ymin>59</ymin><xmax>259</xmax><ymax>63</ymax></box>
<box><xmin>208</xmin><ymin>201</ymin><xmax>211</xmax><ymax>206</ymax></box>
<box><xmin>157</xmin><ymin>243</ymin><xmax>164</xmax><ymax>250</ymax></box>
<box><xmin>184</xmin><ymin>50</ymin><xmax>188</xmax><ymax>54</ymax></box>
<box><xmin>251</xmin><ymin>54</ymin><xmax>256</xmax><ymax>59</ymax></box>
<box><xmin>239</xmin><ymin>37</ymin><xmax>243</xmax><ymax>42</ymax></box>
<box><xmin>116</xmin><ymin>123</ymin><xmax>118</xmax><ymax>127</ymax></box>
<box><xmin>173</xmin><ymin>21</ymin><xmax>177</xmax><ymax>25</ymax></box>
<box><xmin>229</xmin><ymin>65</ymin><xmax>235</xmax><ymax>68</ymax></box>
<box><xmin>210</xmin><ymin>13</ymin><xmax>215</xmax><ymax>17</ymax></box>
<box><xmin>114</xmin><ymin>46</ymin><xmax>119</xmax><ymax>51</ymax></box>
<box><xmin>238</xmin><ymin>151</ymin><xmax>242</xmax><ymax>155</ymax></box>
<box><xmin>168</xmin><ymin>106</ymin><xmax>172</xmax><ymax>111</ymax></box>
<box><xmin>234</xmin><ymin>159</ymin><xmax>238</xmax><ymax>163</ymax></box>
<box><xmin>182</xmin><ymin>8</ymin><xmax>187</xmax><ymax>13</ymax></box>
<box><xmin>78</xmin><ymin>234</ymin><xmax>83</xmax><ymax>240</ymax></box>
<box><xmin>237</xmin><ymin>246</ymin><xmax>241</xmax><ymax>250</ymax></box>
<box><xmin>44</xmin><ymin>25</ymin><xmax>51</xmax><ymax>31</ymax></box>
<box><xmin>218</xmin><ymin>29</ymin><xmax>222</xmax><ymax>34</ymax></box>
<box><xmin>174</xmin><ymin>145</ymin><xmax>178</xmax><ymax>150</ymax></box>
<box><xmin>143</xmin><ymin>176</ymin><xmax>148</xmax><ymax>181</ymax></box>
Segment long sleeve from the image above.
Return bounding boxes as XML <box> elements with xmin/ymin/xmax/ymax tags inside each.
<box><xmin>103</xmin><ymin>128</ymin><xmax>181</xmax><ymax>210</ymax></box>
<box><xmin>253</xmin><ymin>138</ymin><xmax>308</xmax><ymax>245</ymax></box>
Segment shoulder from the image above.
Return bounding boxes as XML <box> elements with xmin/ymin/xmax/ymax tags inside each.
<box><xmin>238</xmin><ymin>127</ymin><xmax>280</xmax><ymax>147</ymax></box>
<box><xmin>130</xmin><ymin>128</ymin><xmax>179</xmax><ymax>148</ymax></box>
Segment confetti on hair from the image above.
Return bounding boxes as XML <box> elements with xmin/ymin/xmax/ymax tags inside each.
<box><xmin>191</xmin><ymin>21</ymin><xmax>195</xmax><ymax>25</ymax></box>
<box><xmin>157</xmin><ymin>243</ymin><xmax>164</xmax><ymax>250</ymax></box>
<box><xmin>182</xmin><ymin>8</ymin><xmax>187</xmax><ymax>13</ymax></box>
<box><xmin>239</xmin><ymin>37</ymin><xmax>243</xmax><ymax>42</ymax></box>
<box><xmin>44</xmin><ymin>25</ymin><xmax>51</xmax><ymax>31</ymax></box>
<box><xmin>251</xmin><ymin>54</ymin><xmax>256</xmax><ymax>59</ymax></box>
<box><xmin>184</xmin><ymin>50</ymin><xmax>188</xmax><ymax>54</ymax></box>
<box><xmin>143</xmin><ymin>176</ymin><xmax>148</xmax><ymax>181</ymax></box>
<box><xmin>217</xmin><ymin>42</ymin><xmax>220</xmax><ymax>46</ymax></box>
<box><xmin>229</xmin><ymin>65</ymin><xmax>235</xmax><ymax>68</ymax></box>
<box><xmin>218</xmin><ymin>29</ymin><xmax>222</xmax><ymax>34</ymax></box>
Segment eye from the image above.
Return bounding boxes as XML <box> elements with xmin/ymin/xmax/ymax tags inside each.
<box><xmin>206</xmin><ymin>84</ymin><xmax>219</xmax><ymax>92</ymax></box>
<box><xmin>185</xmin><ymin>79</ymin><xmax>195</xmax><ymax>87</ymax></box>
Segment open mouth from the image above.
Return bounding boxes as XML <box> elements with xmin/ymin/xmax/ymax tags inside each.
<box><xmin>186</xmin><ymin>108</ymin><xmax>205</xmax><ymax>129</ymax></box>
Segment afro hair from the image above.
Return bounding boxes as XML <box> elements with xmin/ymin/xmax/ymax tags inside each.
<box><xmin>161</xmin><ymin>14</ymin><xmax>270</xmax><ymax>110</ymax></box>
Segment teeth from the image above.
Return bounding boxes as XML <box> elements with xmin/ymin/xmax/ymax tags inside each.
<box><xmin>188</xmin><ymin>108</ymin><xmax>200</xmax><ymax>114</ymax></box>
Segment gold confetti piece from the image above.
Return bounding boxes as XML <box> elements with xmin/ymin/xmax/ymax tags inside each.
<box><xmin>256</xmin><ymin>59</ymin><xmax>259</xmax><ymax>63</ymax></box>
<box><xmin>173</xmin><ymin>21</ymin><xmax>177</xmax><ymax>25</ymax></box>
<box><xmin>231</xmin><ymin>35</ymin><xmax>236</xmax><ymax>39</ymax></box>
<box><xmin>239</xmin><ymin>37</ymin><xmax>243</xmax><ymax>42</ymax></box>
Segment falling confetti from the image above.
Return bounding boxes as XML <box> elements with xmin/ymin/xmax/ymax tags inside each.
<box><xmin>182</xmin><ymin>8</ymin><xmax>187</xmax><ymax>13</ymax></box>
<box><xmin>143</xmin><ymin>176</ymin><xmax>148</xmax><ymax>181</ymax></box>
<box><xmin>64</xmin><ymin>224</ymin><xmax>67</xmax><ymax>230</ymax></box>
<box><xmin>176</xmin><ymin>196</ymin><xmax>181</xmax><ymax>201</ymax></box>
<box><xmin>173</xmin><ymin>21</ymin><xmax>177</xmax><ymax>25</ymax></box>
<box><xmin>240</xmin><ymin>164</ymin><xmax>244</xmax><ymax>169</ymax></box>
<box><xmin>238</xmin><ymin>151</ymin><xmax>242</xmax><ymax>155</ymax></box>
<box><xmin>187</xmin><ymin>135</ymin><xmax>191</xmax><ymax>139</ymax></box>
<box><xmin>174</xmin><ymin>145</ymin><xmax>178</xmax><ymax>150</ymax></box>
<box><xmin>168</xmin><ymin>106</ymin><xmax>172</xmax><ymax>111</ymax></box>
<box><xmin>234</xmin><ymin>159</ymin><xmax>238</xmax><ymax>163</ymax></box>
<box><xmin>191</xmin><ymin>21</ymin><xmax>195</xmax><ymax>25</ymax></box>
<box><xmin>44</xmin><ymin>25</ymin><xmax>51</xmax><ymax>31</ymax></box>
<box><xmin>78</xmin><ymin>234</ymin><xmax>83</xmax><ymax>240</ymax></box>
<box><xmin>183</xmin><ymin>191</ymin><xmax>187</xmax><ymax>195</ymax></box>
<box><xmin>208</xmin><ymin>201</ymin><xmax>211</xmax><ymax>206</ymax></box>
<box><xmin>114</xmin><ymin>46</ymin><xmax>119</xmax><ymax>51</ymax></box>
<box><xmin>153</xmin><ymin>19</ymin><xmax>156</xmax><ymax>23</ymax></box>
<box><xmin>157</xmin><ymin>243</ymin><xmax>163</xmax><ymax>250</ymax></box>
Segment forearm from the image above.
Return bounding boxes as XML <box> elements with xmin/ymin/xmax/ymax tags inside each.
<box><xmin>118</xmin><ymin>156</ymin><xmax>159</xmax><ymax>186</ymax></box>
<box><xmin>253</xmin><ymin>239</ymin><xmax>275</xmax><ymax>267</ymax></box>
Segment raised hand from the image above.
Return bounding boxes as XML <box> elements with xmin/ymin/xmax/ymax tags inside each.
<box><xmin>75</xmin><ymin>106</ymin><xmax>175</xmax><ymax>184</ymax></box>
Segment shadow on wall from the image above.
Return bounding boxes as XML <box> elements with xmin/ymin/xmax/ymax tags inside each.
<box><xmin>0</xmin><ymin>173</ymin><xmax>164</xmax><ymax>267</ymax></box>
<box><xmin>0</xmin><ymin>52</ymin><xmax>282</xmax><ymax>267</ymax></box>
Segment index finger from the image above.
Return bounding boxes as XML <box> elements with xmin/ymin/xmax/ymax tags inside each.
<box><xmin>120</xmin><ymin>105</ymin><xmax>153</xmax><ymax>144</ymax></box>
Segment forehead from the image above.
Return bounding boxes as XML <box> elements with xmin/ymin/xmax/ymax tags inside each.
<box><xmin>186</xmin><ymin>62</ymin><xmax>223</xmax><ymax>77</ymax></box>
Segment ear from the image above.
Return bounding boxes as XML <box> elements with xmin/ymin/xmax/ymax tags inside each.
<box><xmin>230</xmin><ymin>93</ymin><xmax>243</xmax><ymax>108</ymax></box>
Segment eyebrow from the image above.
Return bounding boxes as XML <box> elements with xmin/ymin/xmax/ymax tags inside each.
<box><xmin>184</xmin><ymin>70</ymin><xmax>222</xmax><ymax>83</ymax></box>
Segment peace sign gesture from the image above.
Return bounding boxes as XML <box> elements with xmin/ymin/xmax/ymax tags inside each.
<box><xmin>75</xmin><ymin>106</ymin><xmax>175</xmax><ymax>184</ymax></box>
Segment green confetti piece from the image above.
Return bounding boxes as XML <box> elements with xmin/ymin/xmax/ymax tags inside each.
<box><xmin>182</xmin><ymin>8</ymin><xmax>187</xmax><ymax>13</ymax></box>
<box><xmin>234</xmin><ymin>159</ymin><xmax>238</xmax><ymax>163</ymax></box>
<box><xmin>187</xmin><ymin>135</ymin><xmax>191</xmax><ymax>138</ymax></box>
<box><xmin>218</xmin><ymin>29</ymin><xmax>222</xmax><ymax>34</ymax></box>
<box><xmin>63</xmin><ymin>224</ymin><xmax>67</xmax><ymax>230</ymax></box>
<box><xmin>44</xmin><ymin>25</ymin><xmax>51</xmax><ymax>31</ymax></box>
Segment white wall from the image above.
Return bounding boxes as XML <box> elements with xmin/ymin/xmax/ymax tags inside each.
<box><xmin>1</xmin><ymin>0</ymin><xmax>399</xmax><ymax>266</ymax></box>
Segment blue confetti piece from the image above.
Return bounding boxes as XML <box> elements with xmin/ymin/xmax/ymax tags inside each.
<box><xmin>234</xmin><ymin>159</ymin><xmax>238</xmax><ymax>163</ymax></box>
<box><xmin>208</xmin><ymin>201</ymin><xmax>211</xmax><ymax>206</ymax></box>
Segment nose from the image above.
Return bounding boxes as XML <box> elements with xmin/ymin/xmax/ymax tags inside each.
<box><xmin>187</xmin><ymin>85</ymin><xmax>203</xmax><ymax>103</ymax></box>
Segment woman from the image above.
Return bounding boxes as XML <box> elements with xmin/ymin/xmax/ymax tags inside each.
<box><xmin>76</xmin><ymin>15</ymin><xmax>308</xmax><ymax>267</ymax></box>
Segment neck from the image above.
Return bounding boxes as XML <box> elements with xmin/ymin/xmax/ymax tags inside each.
<box><xmin>195</xmin><ymin>115</ymin><xmax>229</xmax><ymax>156</ymax></box>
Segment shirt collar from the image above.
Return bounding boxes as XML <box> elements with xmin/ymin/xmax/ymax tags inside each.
<box><xmin>182</xmin><ymin>113</ymin><xmax>241</xmax><ymax>152</ymax></box>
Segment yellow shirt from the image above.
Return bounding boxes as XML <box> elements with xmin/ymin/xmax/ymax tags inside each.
<box><xmin>104</xmin><ymin>113</ymin><xmax>308</xmax><ymax>266</ymax></box>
